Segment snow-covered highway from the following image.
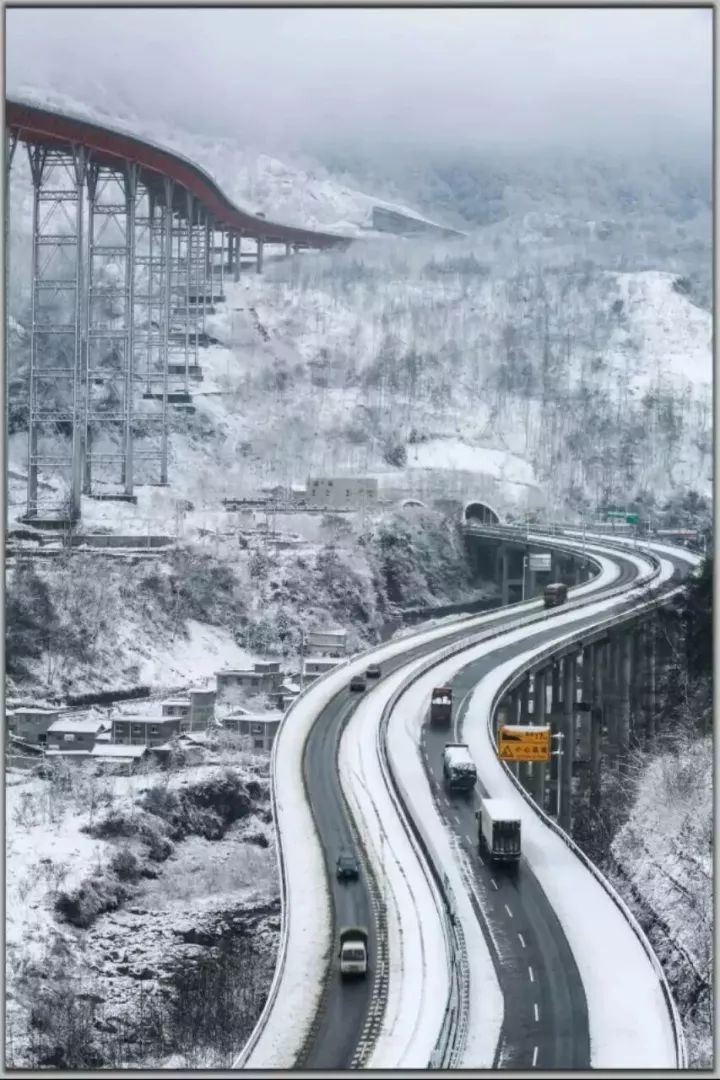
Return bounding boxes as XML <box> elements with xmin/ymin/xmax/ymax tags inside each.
<box><xmin>239</xmin><ymin>533</ymin><xmax>690</xmax><ymax>1070</ymax></box>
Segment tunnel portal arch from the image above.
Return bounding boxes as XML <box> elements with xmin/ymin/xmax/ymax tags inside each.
<box><xmin>464</xmin><ymin>501</ymin><xmax>502</xmax><ymax>525</ymax></box>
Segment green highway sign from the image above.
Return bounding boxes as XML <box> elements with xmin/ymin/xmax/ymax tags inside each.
<box><xmin>606</xmin><ymin>511</ymin><xmax>639</xmax><ymax>525</ymax></box>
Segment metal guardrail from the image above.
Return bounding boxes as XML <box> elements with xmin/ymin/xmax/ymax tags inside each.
<box><xmin>484</xmin><ymin>572</ymin><xmax>689</xmax><ymax>1069</ymax></box>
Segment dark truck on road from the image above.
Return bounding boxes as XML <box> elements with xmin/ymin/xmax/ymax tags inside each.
<box><xmin>430</xmin><ymin>686</ymin><xmax>453</xmax><ymax>728</ymax></box>
<box><xmin>543</xmin><ymin>582</ymin><xmax>568</xmax><ymax>609</ymax></box>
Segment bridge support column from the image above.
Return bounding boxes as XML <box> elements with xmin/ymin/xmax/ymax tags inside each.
<box><xmin>508</xmin><ymin>689</ymin><xmax>520</xmax><ymax>779</ymax></box>
<box><xmin>605</xmin><ymin>639</ymin><xmax>620</xmax><ymax>767</ymax></box>
<box><xmin>551</xmin><ymin>659</ymin><xmax>562</xmax><ymax>710</ymax></box>
<box><xmin>533</xmin><ymin>669</ymin><xmax>547</xmax><ymax>810</ymax></box>
<box><xmin>629</xmin><ymin>629</ymin><xmax>643</xmax><ymax>750</ymax></box>
<box><xmin>560</xmin><ymin>654</ymin><xmax>576</xmax><ymax>832</ymax></box>
<box><xmin>618</xmin><ymin>633</ymin><xmax>632</xmax><ymax>771</ymax></box>
<box><xmin>256</xmin><ymin>238</ymin><xmax>264</xmax><ymax>274</ymax></box>
<box><xmin>581</xmin><ymin>643</ymin><xmax>599</xmax><ymax>811</ymax></box>
<box><xmin>285</xmin><ymin>241</ymin><xmax>291</xmax><ymax>257</ymax></box>
<box><xmin>122</xmin><ymin>164</ymin><xmax>137</xmax><ymax>496</ymax></box>
<box><xmin>547</xmin><ymin>660</ymin><xmax>562</xmax><ymax>815</ymax></box>
<box><xmin>518</xmin><ymin>679</ymin><xmax>534</xmax><ymax>788</ymax></box>
<box><xmin>644</xmin><ymin>620</ymin><xmax>658</xmax><ymax>746</ymax></box>
<box><xmin>233</xmin><ymin>233</ymin><xmax>241</xmax><ymax>282</ymax></box>
<box><xmin>159</xmin><ymin>178</ymin><xmax>173</xmax><ymax>486</ymax></box>
<box><xmin>26</xmin><ymin>143</ymin><xmax>88</xmax><ymax>522</ymax></box>
<box><xmin>497</xmin><ymin>545</ymin><xmax>510</xmax><ymax>605</ymax></box>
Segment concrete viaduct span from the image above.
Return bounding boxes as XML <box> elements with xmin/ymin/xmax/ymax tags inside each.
<box><xmin>464</xmin><ymin>525</ymin><xmax>692</xmax><ymax>842</ymax></box>
<box><xmin>5</xmin><ymin>97</ymin><xmax>351</xmax><ymax>523</ymax></box>
<box><xmin>464</xmin><ymin>518</ymin><xmax>593</xmax><ymax>605</ymax></box>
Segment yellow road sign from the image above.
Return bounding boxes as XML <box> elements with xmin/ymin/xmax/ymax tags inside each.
<box><xmin>498</xmin><ymin>724</ymin><xmax>551</xmax><ymax>762</ymax></box>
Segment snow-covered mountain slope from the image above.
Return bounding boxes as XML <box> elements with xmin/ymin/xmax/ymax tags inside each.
<box><xmin>6</xmin><ymin>90</ymin><xmax>712</xmax><ymax>521</ymax></box>
<box><xmin>10</xmin><ymin>85</ymin><xmax>453</xmax><ymax>238</ymax></box>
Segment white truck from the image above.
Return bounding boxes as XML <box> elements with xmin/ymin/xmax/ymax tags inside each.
<box><xmin>477</xmin><ymin>798</ymin><xmax>521</xmax><ymax>864</ymax></box>
<box><xmin>442</xmin><ymin>743</ymin><xmax>477</xmax><ymax>793</ymax></box>
<box><xmin>338</xmin><ymin>926</ymin><xmax>369</xmax><ymax>978</ymax></box>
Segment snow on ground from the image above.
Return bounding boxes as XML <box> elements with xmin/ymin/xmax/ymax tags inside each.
<box><xmin>6</xmin><ymin>777</ymin><xmax>103</xmax><ymax>963</ymax></box>
<box><xmin>386</xmin><ymin>668</ymin><xmax>504</xmax><ymax>1067</ymax></box>
<box><xmin>378</xmin><ymin>541</ymin><xmax>691</xmax><ymax>1068</ymax></box>
<box><xmin>340</xmin><ymin>669</ymin><xmax>449</xmax><ymax>1068</ymax></box>
<box><xmin>608</xmin><ymin>271</ymin><xmax>712</xmax><ymax>395</ymax></box>
<box><xmin>410</xmin><ymin>439</ymin><xmax>538</xmax><ymax>488</ymax></box>
<box><xmin>135</xmin><ymin>620</ymin><xmax>253</xmax><ymax>686</ymax></box>
<box><xmin>243</xmin><ymin>538</ymin><xmax>624</xmax><ymax>1067</ymax></box>
<box><xmin>463</xmin><ymin>645</ymin><xmax>679</xmax><ymax>1068</ymax></box>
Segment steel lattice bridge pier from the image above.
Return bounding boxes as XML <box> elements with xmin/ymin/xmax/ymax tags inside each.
<box><xmin>6</xmin><ymin>97</ymin><xmax>351</xmax><ymax>523</ymax></box>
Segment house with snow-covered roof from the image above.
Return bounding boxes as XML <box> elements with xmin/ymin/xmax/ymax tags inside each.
<box><xmin>46</xmin><ymin>715</ymin><xmax>110</xmax><ymax>754</ymax></box>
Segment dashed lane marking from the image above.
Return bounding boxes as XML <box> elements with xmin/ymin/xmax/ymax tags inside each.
<box><xmin>534</xmin><ymin>1003</ymin><xmax>540</xmax><ymax>1022</ymax></box>
<box><xmin>490</xmin><ymin>878</ymin><xmax>498</xmax><ymax>890</ymax></box>
<box><xmin>518</xmin><ymin>932</ymin><xmax>526</xmax><ymax>948</ymax></box>
<box><xmin>504</xmin><ymin>903</ymin><xmax>513</xmax><ymax>918</ymax></box>
<box><xmin>532</xmin><ymin>1046</ymin><xmax>539</xmax><ymax>1067</ymax></box>
<box><xmin>528</xmin><ymin>965</ymin><xmax>534</xmax><ymax>983</ymax></box>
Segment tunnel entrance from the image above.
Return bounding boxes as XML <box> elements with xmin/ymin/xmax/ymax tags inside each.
<box><xmin>464</xmin><ymin>501</ymin><xmax>501</xmax><ymax>525</ymax></box>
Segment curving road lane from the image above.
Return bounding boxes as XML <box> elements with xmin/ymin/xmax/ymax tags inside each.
<box><xmin>297</xmin><ymin>542</ymin><xmax>658</xmax><ymax>1069</ymax></box>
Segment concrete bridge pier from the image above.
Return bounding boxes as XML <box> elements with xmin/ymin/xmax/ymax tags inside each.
<box><xmin>533</xmin><ymin>668</ymin><xmax>547</xmax><ymax>810</ymax></box>
<box><xmin>547</xmin><ymin>659</ymin><xmax>562</xmax><ymax>815</ymax></box>
<box><xmin>507</xmin><ymin>688</ymin><xmax>521</xmax><ymax>779</ymax></box>
<box><xmin>518</xmin><ymin>679</ymin><xmax>535</xmax><ymax>789</ymax></box>
<box><xmin>231</xmin><ymin>233</ymin><xmax>241</xmax><ymax>282</ymax></box>
<box><xmin>643</xmin><ymin>620</ymin><xmax>658</xmax><ymax>746</ymax></box>
<box><xmin>618</xmin><ymin>633</ymin><xmax>632</xmax><ymax>772</ymax></box>
<box><xmin>256</xmin><ymin>238</ymin><xmax>264</xmax><ymax>274</ymax></box>
<box><xmin>629</xmin><ymin>630</ymin><xmax>644</xmax><ymax>750</ymax></box>
<box><xmin>582</xmin><ymin>643</ymin><xmax>602</xmax><ymax>809</ymax></box>
<box><xmin>496</xmin><ymin>544</ymin><xmax>525</xmax><ymax>605</ymax></box>
<box><xmin>605</xmin><ymin>638</ymin><xmax>620</xmax><ymax>768</ymax></box>
<box><xmin>560</xmin><ymin>653</ymin><xmax>576</xmax><ymax>832</ymax></box>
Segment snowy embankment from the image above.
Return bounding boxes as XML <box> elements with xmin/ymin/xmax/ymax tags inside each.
<box><xmin>242</xmin><ymin>539</ymin><xmax>623</xmax><ymax>1067</ymax></box>
<box><xmin>382</xmin><ymin>542</ymin><xmax>688</xmax><ymax>1068</ymax></box>
<box><xmin>339</xmin><ymin>667</ymin><xmax>450</xmax><ymax>1068</ymax></box>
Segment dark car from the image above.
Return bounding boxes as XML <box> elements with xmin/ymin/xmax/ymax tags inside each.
<box><xmin>336</xmin><ymin>852</ymin><xmax>360</xmax><ymax>881</ymax></box>
<box><xmin>366</xmin><ymin>664</ymin><xmax>381</xmax><ymax>679</ymax></box>
<box><xmin>349</xmin><ymin>676</ymin><xmax>366</xmax><ymax>692</ymax></box>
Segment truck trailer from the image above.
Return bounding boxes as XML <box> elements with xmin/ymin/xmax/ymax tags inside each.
<box><xmin>338</xmin><ymin>926</ymin><xmax>369</xmax><ymax>978</ymax></box>
<box><xmin>477</xmin><ymin>798</ymin><xmax>521</xmax><ymax>864</ymax></box>
<box><xmin>442</xmin><ymin>743</ymin><xmax>477</xmax><ymax>793</ymax></box>
<box><xmin>430</xmin><ymin>686</ymin><xmax>453</xmax><ymax>727</ymax></box>
<box><xmin>543</xmin><ymin>582</ymin><xmax>568</xmax><ymax>609</ymax></box>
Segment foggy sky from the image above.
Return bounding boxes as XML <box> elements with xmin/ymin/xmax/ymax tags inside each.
<box><xmin>5</xmin><ymin>7</ymin><xmax>712</xmax><ymax>157</ymax></box>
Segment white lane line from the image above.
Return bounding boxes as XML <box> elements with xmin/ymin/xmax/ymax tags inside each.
<box><xmin>504</xmin><ymin>903</ymin><xmax>513</xmax><ymax>918</ymax></box>
<box><xmin>528</xmin><ymin>965</ymin><xmax>534</xmax><ymax>983</ymax></box>
<box><xmin>518</xmin><ymin>932</ymin><xmax>526</xmax><ymax>948</ymax></box>
<box><xmin>453</xmin><ymin>813</ymin><xmax>461</xmax><ymax>824</ymax></box>
<box><xmin>465</xmin><ymin>834</ymin><xmax>475</xmax><ymax>844</ymax></box>
<box><xmin>478</xmin><ymin>854</ymin><xmax>485</xmax><ymax>865</ymax></box>
<box><xmin>490</xmin><ymin>878</ymin><xmax>498</xmax><ymax>890</ymax></box>
<box><xmin>534</xmin><ymin>1002</ymin><xmax>540</xmax><ymax>1022</ymax></box>
<box><xmin>532</xmin><ymin>1046</ymin><xmax>539</xmax><ymax>1067</ymax></box>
